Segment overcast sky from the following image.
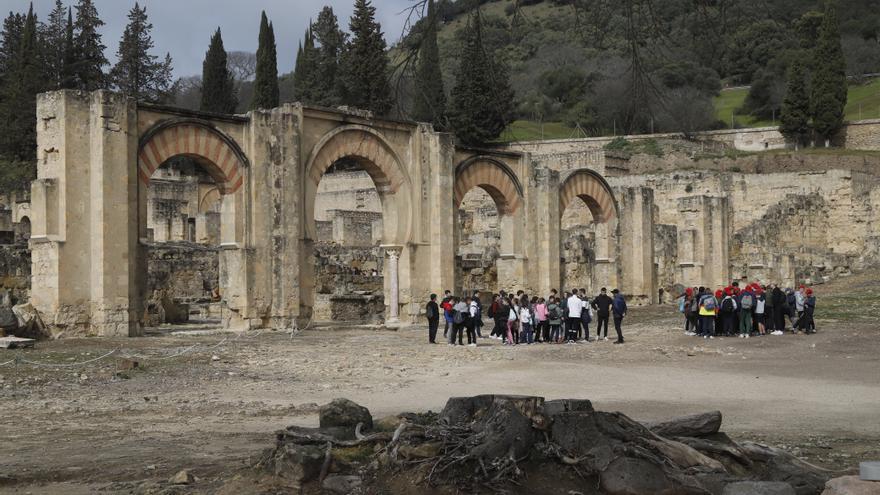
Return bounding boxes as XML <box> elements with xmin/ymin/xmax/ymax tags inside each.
<box><xmin>16</xmin><ymin>0</ymin><xmax>415</xmax><ymax>78</ymax></box>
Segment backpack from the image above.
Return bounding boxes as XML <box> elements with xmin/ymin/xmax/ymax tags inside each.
<box><xmin>678</xmin><ymin>297</ymin><xmax>686</xmax><ymax>313</ymax></box>
<box><xmin>426</xmin><ymin>303</ymin><xmax>437</xmax><ymax>320</ymax></box>
<box><xmin>473</xmin><ymin>303</ymin><xmax>481</xmax><ymax>320</ymax></box>
<box><xmin>549</xmin><ymin>305</ymin><xmax>561</xmax><ymax>321</ymax></box>
<box><xmin>453</xmin><ymin>310</ymin><xmax>465</xmax><ymax>325</ymax></box>
<box><xmin>703</xmin><ymin>296</ymin><xmax>716</xmax><ymax>312</ymax></box>
<box><xmin>581</xmin><ymin>305</ymin><xmax>592</xmax><ymax>324</ymax></box>
<box><xmin>721</xmin><ymin>297</ymin><xmax>734</xmax><ymax>314</ymax></box>
<box><xmin>740</xmin><ymin>293</ymin><xmax>754</xmax><ymax>310</ymax></box>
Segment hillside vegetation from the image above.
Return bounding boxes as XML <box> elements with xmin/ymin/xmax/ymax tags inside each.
<box><xmin>402</xmin><ymin>0</ymin><xmax>880</xmax><ymax>138</ymax></box>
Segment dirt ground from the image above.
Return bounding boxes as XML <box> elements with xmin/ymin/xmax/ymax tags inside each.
<box><xmin>1</xmin><ymin>274</ymin><xmax>879</xmax><ymax>494</ymax></box>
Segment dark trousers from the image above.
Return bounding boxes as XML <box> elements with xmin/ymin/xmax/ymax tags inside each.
<box><xmin>722</xmin><ymin>313</ymin><xmax>736</xmax><ymax>335</ymax></box>
<box><xmin>613</xmin><ymin>316</ymin><xmax>624</xmax><ymax>342</ymax></box>
<box><xmin>701</xmin><ymin>315</ymin><xmax>715</xmax><ymax>337</ymax></box>
<box><xmin>452</xmin><ymin>323</ymin><xmax>465</xmax><ymax>345</ymax></box>
<box><xmin>580</xmin><ymin>317</ymin><xmax>590</xmax><ymax>339</ymax></box>
<box><xmin>597</xmin><ymin>314</ymin><xmax>609</xmax><ymax>338</ymax></box>
<box><xmin>535</xmin><ymin>320</ymin><xmax>548</xmax><ymax>342</ymax></box>
<box><xmin>492</xmin><ymin>319</ymin><xmax>504</xmax><ymax>337</ymax></box>
<box><xmin>466</xmin><ymin>321</ymin><xmax>477</xmax><ymax>344</ymax></box>
<box><xmin>444</xmin><ymin>319</ymin><xmax>451</xmax><ymax>337</ymax></box>
<box><xmin>473</xmin><ymin>318</ymin><xmax>483</xmax><ymax>337</ymax></box>
<box><xmin>566</xmin><ymin>318</ymin><xmax>581</xmax><ymax>341</ymax></box>
<box><xmin>428</xmin><ymin>318</ymin><xmax>439</xmax><ymax>343</ymax></box>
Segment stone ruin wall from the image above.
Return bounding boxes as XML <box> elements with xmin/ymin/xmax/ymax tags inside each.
<box><xmin>144</xmin><ymin>242</ymin><xmax>221</xmax><ymax>325</ymax></box>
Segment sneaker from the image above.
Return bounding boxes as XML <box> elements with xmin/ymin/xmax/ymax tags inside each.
<box><xmin>469</xmin><ymin>343</ymin><xmax>477</xmax><ymax>347</ymax></box>
<box><xmin>703</xmin><ymin>336</ymin><xmax>708</xmax><ymax>339</ymax></box>
<box><xmin>448</xmin><ymin>344</ymin><xmax>454</xmax><ymax>347</ymax></box>
<box><xmin>709</xmin><ymin>336</ymin><xmax>714</xmax><ymax>339</ymax></box>
<box><xmin>603</xmin><ymin>336</ymin><xmax>609</xmax><ymax>341</ymax></box>
<box><xmin>745</xmin><ymin>334</ymin><xmax>750</xmax><ymax>339</ymax></box>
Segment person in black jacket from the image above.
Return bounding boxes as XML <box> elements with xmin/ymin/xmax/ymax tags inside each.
<box><xmin>592</xmin><ymin>287</ymin><xmax>613</xmax><ymax>341</ymax></box>
<box><xmin>611</xmin><ymin>289</ymin><xmax>627</xmax><ymax>344</ymax></box>
<box><xmin>426</xmin><ymin>294</ymin><xmax>440</xmax><ymax>343</ymax></box>
<box><xmin>771</xmin><ymin>286</ymin><xmax>786</xmax><ymax>332</ymax></box>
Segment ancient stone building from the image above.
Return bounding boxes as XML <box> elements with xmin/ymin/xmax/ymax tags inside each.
<box><xmin>24</xmin><ymin>90</ymin><xmax>880</xmax><ymax>335</ymax></box>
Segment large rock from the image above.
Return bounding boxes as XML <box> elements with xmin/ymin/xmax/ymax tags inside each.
<box><xmin>263</xmin><ymin>443</ymin><xmax>325</xmax><ymax>483</ymax></box>
<box><xmin>643</xmin><ymin>411</ymin><xmax>723</xmax><ymax>438</ymax></box>
<box><xmin>319</xmin><ymin>398</ymin><xmax>373</xmax><ymax>431</ymax></box>
<box><xmin>322</xmin><ymin>475</ymin><xmax>362</xmax><ymax>494</ymax></box>
<box><xmin>599</xmin><ymin>457</ymin><xmax>676</xmax><ymax>495</ymax></box>
<box><xmin>738</xmin><ymin>442</ymin><xmax>831</xmax><ymax>495</ymax></box>
<box><xmin>822</xmin><ymin>476</ymin><xmax>880</xmax><ymax>495</ymax></box>
<box><xmin>0</xmin><ymin>291</ymin><xmax>17</xmax><ymax>331</ymax></box>
<box><xmin>723</xmin><ymin>481</ymin><xmax>796</xmax><ymax>495</ymax></box>
<box><xmin>11</xmin><ymin>303</ymin><xmax>49</xmax><ymax>340</ymax></box>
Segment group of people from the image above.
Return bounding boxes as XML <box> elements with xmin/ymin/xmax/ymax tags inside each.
<box><xmin>679</xmin><ymin>282</ymin><xmax>817</xmax><ymax>339</ymax></box>
<box><xmin>425</xmin><ymin>288</ymin><xmax>628</xmax><ymax>347</ymax></box>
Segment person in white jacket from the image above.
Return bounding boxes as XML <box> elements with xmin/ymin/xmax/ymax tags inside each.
<box><xmin>566</xmin><ymin>291</ymin><xmax>584</xmax><ymax>343</ymax></box>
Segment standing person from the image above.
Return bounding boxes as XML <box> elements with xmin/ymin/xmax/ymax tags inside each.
<box><xmin>771</xmin><ymin>286</ymin><xmax>786</xmax><ymax>334</ymax></box>
<box><xmin>449</xmin><ymin>296</ymin><xmax>467</xmax><ymax>346</ymax></box>
<box><xmin>699</xmin><ymin>289</ymin><xmax>717</xmax><ymax>339</ymax></box>
<box><xmin>471</xmin><ymin>290</ymin><xmax>484</xmax><ymax>338</ymax></box>
<box><xmin>493</xmin><ymin>294</ymin><xmax>508</xmax><ymax>341</ymax></box>
<box><xmin>592</xmin><ymin>288</ymin><xmax>613</xmax><ymax>341</ymax></box>
<box><xmin>764</xmin><ymin>285</ymin><xmax>775</xmax><ymax>332</ymax></box>
<box><xmin>754</xmin><ymin>288</ymin><xmax>767</xmax><ymax>335</ymax></box>
<box><xmin>579</xmin><ymin>289</ymin><xmax>592</xmax><ymax>341</ymax></box>
<box><xmin>682</xmin><ymin>288</ymin><xmax>695</xmax><ymax>335</ymax></box>
<box><xmin>426</xmin><ymin>294</ymin><xmax>440</xmax><ymax>344</ymax></box>
<box><xmin>535</xmin><ymin>297</ymin><xmax>548</xmax><ymax>343</ymax></box>
<box><xmin>442</xmin><ymin>291</ymin><xmax>453</xmax><ymax>338</ymax></box>
<box><xmin>720</xmin><ymin>287</ymin><xmax>738</xmax><ymax>337</ymax></box>
<box><xmin>547</xmin><ymin>296</ymin><xmax>563</xmax><ymax>343</ymax></box>
<box><xmin>795</xmin><ymin>286</ymin><xmax>806</xmax><ymax>332</ymax></box>
<box><xmin>693</xmin><ymin>288</ymin><xmax>705</xmax><ymax>336</ymax></box>
<box><xmin>519</xmin><ymin>296</ymin><xmax>534</xmax><ymax>344</ymax></box>
<box><xmin>467</xmin><ymin>296</ymin><xmax>479</xmax><ymax>346</ymax></box>
<box><xmin>803</xmin><ymin>288</ymin><xmax>817</xmax><ymax>333</ymax></box>
<box><xmin>738</xmin><ymin>286</ymin><xmax>755</xmax><ymax>338</ymax></box>
<box><xmin>611</xmin><ymin>289</ymin><xmax>627</xmax><ymax>344</ymax></box>
<box><xmin>566</xmin><ymin>290</ymin><xmax>583</xmax><ymax>344</ymax></box>
<box><xmin>560</xmin><ymin>291</ymin><xmax>570</xmax><ymax>336</ymax></box>
<box><xmin>506</xmin><ymin>295</ymin><xmax>518</xmax><ymax>345</ymax></box>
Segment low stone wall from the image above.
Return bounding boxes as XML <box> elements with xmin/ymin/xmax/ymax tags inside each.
<box><xmin>0</xmin><ymin>244</ymin><xmax>30</xmax><ymax>304</ymax></box>
<box><xmin>145</xmin><ymin>242</ymin><xmax>220</xmax><ymax>324</ymax></box>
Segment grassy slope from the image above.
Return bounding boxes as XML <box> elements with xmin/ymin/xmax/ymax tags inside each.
<box><xmin>714</xmin><ymin>78</ymin><xmax>880</xmax><ymax>129</ymax></box>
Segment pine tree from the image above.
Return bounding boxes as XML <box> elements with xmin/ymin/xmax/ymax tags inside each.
<box><xmin>448</xmin><ymin>8</ymin><xmax>515</xmax><ymax>146</ymax></box>
<box><xmin>110</xmin><ymin>3</ymin><xmax>173</xmax><ymax>103</ymax></box>
<box><xmin>810</xmin><ymin>0</ymin><xmax>847</xmax><ymax>146</ymax></box>
<box><xmin>251</xmin><ymin>11</ymin><xmax>279</xmax><ymax>109</ymax></box>
<box><xmin>200</xmin><ymin>28</ymin><xmax>237</xmax><ymax>113</ymax></box>
<box><xmin>412</xmin><ymin>0</ymin><xmax>447</xmax><ymax>128</ymax></box>
<box><xmin>779</xmin><ymin>60</ymin><xmax>810</xmax><ymax>149</ymax></box>
<box><xmin>292</xmin><ymin>27</ymin><xmax>319</xmax><ymax>104</ymax></box>
<box><xmin>341</xmin><ymin>0</ymin><xmax>392</xmax><ymax>115</ymax></box>
<box><xmin>73</xmin><ymin>0</ymin><xmax>108</xmax><ymax>91</ymax></box>
<box><xmin>312</xmin><ymin>7</ymin><xmax>346</xmax><ymax>107</ymax></box>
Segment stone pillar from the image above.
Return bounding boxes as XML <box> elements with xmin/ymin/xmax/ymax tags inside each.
<box><xmin>675</xmin><ymin>195</ymin><xmax>730</xmax><ymax>290</ymax></box>
<box><xmin>429</xmin><ymin>134</ymin><xmax>456</xmax><ymax>295</ymax></box>
<box><xmin>617</xmin><ymin>187</ymin><xmax>656</xmax><ymax>305</ymax></box>
<box><xmin>535</xmin><ymin>167</ymin><xmax>560</xmax><ymax>295</ymax></box>
<box><xmin>383</xmin><ymin>245</ymin><xmax>402</xmax><ymax>324</ymax></box>
<box><xmin>31</xmin><ymin>90</ymin><xmax>140</xmax><ymax>336</ymax></box>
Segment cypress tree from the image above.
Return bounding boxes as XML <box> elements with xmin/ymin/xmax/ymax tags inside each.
<box><xmin>110</xmin><ymin>2</ymin><xmax>174</xmax><ymax>103</ymax></box>
<box><xmin>412</xmin><ymin>0</ymin><xmax>447</xmax><ymax>128</ymax></box>
<box><xmin>44</xmin><ymin>0</ymin><xmax>68</xmax><ymax>89</ymax></box>
<box><xmin>61</xmin><ymin>8</ymin><xmax>76</xmax><ymax>89</ymax></box>
<box><xmin>251</xmin><ymin>11</ymin><xmax>279</xmax><ymax>109</ymax></box>
<box><xmin>779</xmin><ymin>61</ymin><xmax>811</xmax><ymax>150</ymax></box>
<box><xmin>0</xmin><ymin>6</ymin><xmax>40</xmax><ymax>155</ymax></box>
<box><xmin>312</xmin><ymin>7</ymin><xmax>345</xmax><ymax>107</ymax></box>
<box><xmin>73</xmin><ymin>0</ymin><xmax>108</xmax><ymax>91</ymax></box>
<box><xmin>810</xmin><ymin>0</ymin><xmax>847</xmax><ymax>146</ymax></box>
<box><xmin>448</xmin><ymin>8</ymin><xmax>515</xmax><ymax>146</ymax></box>
<box><xmin>341</xmin><ymin>0</ymin><xmax>392</xmax><ymax>115</ymax></box>
<box><xmin>200</xmin><ymin>28</ymin><xmax>238</xmax><ymax>114</ymax></box>
<box><xmin>293</xmin><ymin>27</ymin><xmax>319</xmax><ymax>104</ymax></box>
<box><xmin>0</xmin><ymin>12</ymin><xmax>25</xmax><ymax>86</ymax></box>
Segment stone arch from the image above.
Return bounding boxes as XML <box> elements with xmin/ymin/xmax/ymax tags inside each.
<box><xmin>137</xmin><ymin>119</ymin><xmax>248</xmax><ymax>194</ymax></box>
<box><xmin>559</xmin><ymin>169</ymin><xmax>618</xmax><ymax>223</ymax></box>
<box><xmin>304</xmin><ymin>125</ymin><xmax>411</xmax><ymax>243</ymax></box>
<box><xmin>453</xmin><ymin>156</ymin><xmax>524</xmax><ymax>215</ymax></box>
<box><xmin>198</xmin><ymin>186</ymin><xmax>221</xmax><ymax>214</ymax></box>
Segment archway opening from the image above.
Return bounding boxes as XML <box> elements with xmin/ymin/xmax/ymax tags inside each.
<box><xmin>312</xmin><ymin>158</ymin><xmax>386</xmax><ymax>324</ymax></box>
<box><xmin>142</xmin><ymin>156</ymin><xmax>225</xmax><ymax>328</ymax></box>
<box><xmin>456</xmin><ymin>187</ymin><xmax>501</xmax><ymax>297</ymax></box>
<box><xmin>558</xmin><ymin>171</ymin><xmax>619</xmax><ymax>296</ymax></box>
<box><xmin>15</xmin><ymin>216</ymin><xmax>30</xmax><ymax>244</ymax></box>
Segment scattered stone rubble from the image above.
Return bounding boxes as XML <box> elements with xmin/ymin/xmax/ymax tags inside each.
<box><xmin>253</xmin><ymin>395</ymin><xmax>869</xmax><ymax>494</ymax></box>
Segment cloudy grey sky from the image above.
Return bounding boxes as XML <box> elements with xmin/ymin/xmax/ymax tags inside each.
<box><xmin>16</xmin><ymin>0</ymin><xmax>415</xmax><ymax>78</ymax></box>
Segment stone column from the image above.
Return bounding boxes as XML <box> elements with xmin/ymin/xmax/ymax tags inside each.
<box><xmin>383</xmin><ymin>245</ymin><xmax>403</xmax><ymax>324</ymax></box>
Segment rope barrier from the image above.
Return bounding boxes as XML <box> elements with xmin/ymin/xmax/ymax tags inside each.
<box><xmin>0</xmin><ymin>325</ymin><xmax>276</xmax><ymax>369</ymax></box>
